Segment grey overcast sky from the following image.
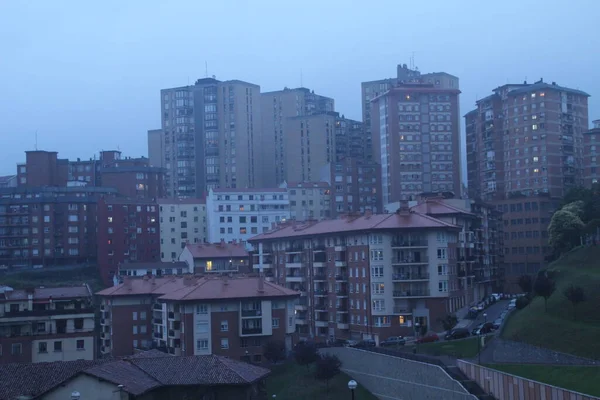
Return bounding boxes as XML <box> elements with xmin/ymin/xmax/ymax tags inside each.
<box><xmin>1</xmin><ymin>0</ymin><xmax>599</xmax><ymax>176</ymax></box>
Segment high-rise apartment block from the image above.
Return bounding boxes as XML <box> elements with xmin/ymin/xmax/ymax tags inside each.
<box><xmin>280</xmin><ymin>181</ymin><xmax>331</xmax><ymax>221</ymax></box>
<box><xmin>370</xmin><ymin>79</ymin><xmax>462</xmax><ymax>204</ymax></box>
<box><xmin>249</xmin><ymin>208</ymin><xmax>469</xmax><ymax>343</ymax></box>
<box><xmin>0</xmin><ymin>285</ymin><xmax>95</xmax><ymax>364</ymax></box>
<box><xmin>97</xmin><ymin>276</ymin><xmax>298</xmax><ymax>360</ymax></box>
<box><xmin>157</xmin><ymin>198</ymin><xmax>207</xmax><ymax>261</ymax></box>
<box><xmin>583</xmin><ymin>119</ymin><xmax>600</xmax><ymax>187</ymax></box>
<box><xmin>151</xmin><ymin>78</ymin><xmax>261</xmax><ymax>198</ymax></box>
<box><xmin>465</xmin><ymin>80</ymin><xmax>590</xmax><ymax>287</ymax></box>
<box><xmin>206</xmin><ymin>188</ymin><xmax>290</xmax><ymax>248</ymax></box>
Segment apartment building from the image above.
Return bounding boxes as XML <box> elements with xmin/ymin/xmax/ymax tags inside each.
<box><xmin>321</xmin><ymin>157</ymin><xmax>383</xmax><ymax>216</ymax></box>
<box><xmin>279</xmin><ymin>181</ymin><xmax>331</xmax><ymax>221</ymax></box>
<box><xmin>583</xmin><ymin>119</ymin><xmax>600</xmax><ymax>186</ymax></box>
<box><xmin>362</xmin><ymin>64</ymin><xmax>460</xmax><ymax>163</ymax></box>
<box><xmin>260</xmin><ymin>87</ymin><xmax>335</xmax><ymax>186</ymax></box>
<box><xmin>97</xmin><ymin>198</ymin><xmax>161</xmax><ymax>286</ymax></box>
<box><xmin>96</xmin><ymin>275</ymin><xmax>299</xmax><ymax>360</ymax></box>
<box><xmin>206</xmin><ymin>188</ymin><xmax>290</xmax><ymax>248</ymax></box>
<box><xmin>179</xmin><ymin>241</ymin><xmax>251</xmax><ymax>274</ymax></box>
<box><xmin>0</xmin><ymin>285</ymin><xmax>95</xmax><ymax>364</ymax></box>
<box><xmin>0</xmin><ymin>175</ymin><xmax>17</xmax><ymax>188</ymax></box>
<box><xmin>117</xmin><ymin>261</ymin><xmax>191</xmax><ymax>281</ymax></box>
<box><xmin>465</xmin><ymin>79</ymin><xmax>589</xmax><ymax>287</ymax></box>
<box><xmin>158</xmin><ymin>198</ymin><xmax>207</xmax><ymax>261</ymax></box>
<box><xmin>147</xmin><ymin>128</ymin><xmax>165</xmax><ymax>169</ymax></box>
<box><xmin>152</xmin><ymin>78</ymin><xmax>262</xmax><ymax>198</ymax></box>
<box><xmin>97</xmin><ymin>151</ymin><xmax>165</xmax><ymax>199</ymax></box>
<box><xmin>248</xmin><ymin>208</ymin><xmax>464</xmax><ymax>343</ymax></box>
<box><xmin>370</xmin><ymin>80</ymin><xmax>462</xmax><ymax>204</ymax></box>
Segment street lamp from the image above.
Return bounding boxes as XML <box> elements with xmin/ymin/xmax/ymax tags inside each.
<box><xmin>414</xmin><ymin>322</ymin><xmax>420</xmax><ymax>354</ymax></box>
<box><xmin>348</xmin><ymin>380</ymin><xmax>357</xmax><ymax>400</ymax></box>
<box><xmin>71</xmin><ymin>391</ymin><xmax>81</xmax><ymax>400</ymax></box>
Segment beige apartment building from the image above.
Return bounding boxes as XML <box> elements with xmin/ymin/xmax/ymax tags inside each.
<box><xmin>0</xmin><ymin>285</ymin><xmax>95</xmax><ymax>364</ymax></box>
<box><xmin>158</xmin><ymin>198</ymin><xmax>207</xmax><ymax>261</ymax></box>
<box><xmin>150</xmin><ymin>78</ymin><xmax>262</xmax><ymax>198</ymax></box>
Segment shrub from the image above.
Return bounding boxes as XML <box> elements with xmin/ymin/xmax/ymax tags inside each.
<box><xmin>516</xmin><ymin>296</ymin><xmax>530</xmax><ymax>310</ymax></box>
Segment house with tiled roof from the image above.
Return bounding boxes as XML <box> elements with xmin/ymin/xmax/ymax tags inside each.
<box><xmin>247</xmin><ymin>206</ymin><xmax>469</xmax><ymax>342</ymax></box>
<box><xmin>96</xmin><ymin>275</ymin><xmax>299</xmax><ymax>362</ymax></box>
<box><xmin>0</xmin><ymin>351</ymin><xmax>270</xmax><ymax>400</ymax></box>
<box><xmin>178</xmin><ymin>241</ymin><xmax>251</xmax><ymax>274</ymax></box>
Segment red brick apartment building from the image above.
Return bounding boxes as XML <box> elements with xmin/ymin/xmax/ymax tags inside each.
<box><xmin>583</xmin><ymin>119</ymin><xmax>600</xmax><ymax>187</ymax></box>
<box><xmin>96</xmin><ymin>275</ymin><xmax>299</xmax><ymax>362</ymax></box>
<box><xmin>248</xmin><ymin>207</ymin><xmax>466</xmax><ymax>343</ymax></box>
<box><xmin>0</xmin><ymin>285</ymin><xmax>95</xmax><ymax>364</ymax></box>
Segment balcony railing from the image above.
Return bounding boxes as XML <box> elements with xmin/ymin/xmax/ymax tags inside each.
<box><xmin>335</xmin><ymin>274</ymin><xmax>348</xmax><ymax>281</ymax></box>
<box><xmin>392</xmin><ymin>273</ymin><xmax>430</xmax><ymax>281</ymax></box>
<box><xmin>313</xmin><ymin>273</ymin><xmax>326</xmax><ymax>280</ymax></box>
<box><xmin>391</xmin><ymin>239</ymin><xmax>428</xmax><ymax>247</ymax></box>
<box><xmin>2</xmin><ymin>307</ymin><xmax>95</xmax><ymax>318</ymax></box>
<box><xmin>241</xmin><ymin>309</ymin><xmax>262</xmax><ymax>317</ymax></box>
<box><xmin>242</xmin><ymin>327</ymin><xmax>263</xmax><ymax>335</ymax></box>
<box><xmin>336</xmin><ymin>290</ymin><xmax>348</xmax><ymax>296</ymax></box>
<box><xmin>392</xmin><ymin>257</ymin><xmax>429</xmax><ymax>264</ymax></box>
<box><xmin>393</xmin><ymin>289</ymin><xmax>430</xmax><ymax>297</ymax></box>
<box><xmin>0</xmin><ymin>327</ymin><xmax>95</xmax><ymax>338</ymax></box>
<box><xmin>153</xmin><ymin>318</ymin><xmax>162</xmax><ymax>324</ymax></box>
<box><xmin>393</xmin><ymin>307</ymin><xmax>412</xmax><ymax>314</ymax></box>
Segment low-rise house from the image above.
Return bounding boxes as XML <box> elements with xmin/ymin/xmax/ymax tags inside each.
<box><xmin>179</xmin><ymin>241</ymin><xmax>251</xmax><ymax>274</ymax></box>
<box><xmin>117</xmin><ymin>261</ymin><xmax>191</xmax><ymax>279</ymax></box>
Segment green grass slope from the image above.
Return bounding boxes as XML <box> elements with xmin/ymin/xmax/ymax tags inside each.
<box><xmin>502</xmin><ymin>246</ymin><xmax>600</xmax><ymax>359</ymax></box>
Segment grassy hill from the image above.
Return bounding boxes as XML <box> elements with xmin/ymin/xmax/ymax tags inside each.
<box><xmin>502</xmin><ymin>246</ymin><xmax>600</xmax><ymax>359</ymax></box>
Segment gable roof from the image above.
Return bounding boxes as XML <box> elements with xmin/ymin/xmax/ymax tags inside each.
<box><xmin>185</xmin><ymin>242</ymin><xmax>249</xmax><ymax>259</ymax></box>
<box><xmin>0</xmin><ymin>353</ymin><xmax>270</xmax><ymax>399</ymax></box>
<box><xmin>410</xmin><ymin>199</ymin><xmax>475</xmax><ymax>217</ymax></box>
<box><xmin>118</xmin><ymin>261</ymin><xmax>188</xmax><ymax>271</ymax></box>
<box><xmin>248</xmin><ymin>211</ymin><xmax>459</xmax><ymax>242</ymax></box>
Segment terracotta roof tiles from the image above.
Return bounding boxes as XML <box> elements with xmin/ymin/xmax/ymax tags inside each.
<box><xmin>185</xmin><ymin>242</ymin><xmax>249</xmax><ymax>259</ymax></box>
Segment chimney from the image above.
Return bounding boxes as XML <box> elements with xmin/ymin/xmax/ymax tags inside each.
<box><xmin>397</xmin><ymin>201</ymin><xmax>411</xmax><ymax>215</ymax></box>
<box><xmin>364</xmin><ymin>209</ymin><xmax>372</xmax><ymax>218</ymax></box>
<box><xmin>258</xmin><ymin>275</ymin><xmax>265</xmax><ymax>293</ymax></box>
<box><xmin>151</xmin><ymin>275</ymin><xmax>156</xmax><ymax>285</ymax></box>
<box><xmin>220</xmin><ymin>239</ymin><xmax>225</xmax><ymax>247</ymax></box>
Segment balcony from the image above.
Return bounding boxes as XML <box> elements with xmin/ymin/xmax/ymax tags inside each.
<box><xmin>285</xmin><ymin>262</ymin><xmax>302</xmax><ymax>269</ymax></box>
<box><xmin>334</xmin><ymin>261</ymin><xmax>347</xmax><ymax>267</ymax></box>
<box><xmin>313</xmin><ymin>246</ymin><xmax>326</xmax><ymax>252</ymax></box>
<box><xmin>2</xmin><ymin>307</ymin><xmax>95</xmax><ymax>319</ymax></box>
<box><xmin>392</xmin><ymin>273</ymin><xmax>430</xmax><ymax>281</ymax></box>
<box><xmin>336</xmin><ymin>306</ymin><xmax>348</xmax><ymax>313</ymax></box>
<box><xmin>286</xmin><ymin>246</ymin><xmax>304</xmax><ymax>253</ymax></box>
<box><xmin>337</xmin><ymin>322</ymin><xmax>350</xmax><ymax>330</ymax></box>
<box><xmin>153</xmin><ymin>318</ymin><xmax>162</xmax><ymax>324</ymax></box>
<box><xmin>168</xmin><ymin>329</ymin><xmax>176</xmax><ymax>337</ymax></box>
<box><xmin>295</xmin><ymin>303</ymin><xmax>308</xmax><ymax>311</ymax></box>
<box><xmin>314</xmin><ymin>290</ymin><xmax>328</xmax><ymax>297</ymax></box>
<box><xmin>153</xmin><ymin>303</ymin><xmax>163</xmax><ymax>310</ymax></box>
<box><xmin>392</xmin><ymin>290</ymin><xmax>430</xmax><ymax>298</ymax></box>
<box><xmin>313</xmin><ymin>273</ymin><xmax>326</xmax><ymax>281</ymax></box>
<box><xmin>286</xmin><ymin>274</ymin><xmax>306</xmax><ymax>283</ymax></box>
<box><xmin>335</xmin><ymin>274</ymin><xmax>348</xmax><ymax>281</ymax></box>
<box><xmin>315</xmin><ymin>320</ymin><xmax>329</xmax><ymax>328</ymax></box>
<box><xmin>391</xmin><ymin>239</ymin><xmax>428</xmax><ymax>248</ymax></box>
<box><xmin>153</xmin><ymin>332</ymin><xmax>162</xmax><ymax>339</ymax></box>
<box><xmin>168</xmin><ymin>311</ymin><xmax>179</xmax><ymax>320</ymax></box>
<box><xmin>336</xmin><ymin>290</ymin><xmax>348</xmax><ymax>297</ymax></box>
<box><xmin>296</xmin><ymin>318</ymin><xmax>307</xmax><ymax>325</ymax></box>
<box><xmin>242</xmin><ymin>327</ymin><xmax>263</xmax><ymax>335</ymax></box>
<box><xmin>334</xmin><ymin>245</ymin><xmax>346</xmax><ymax>251</ymax></box>
<box><xmin>241</xmin><ymin>309</ymin><xmax>262</xmax><ymax>317</ymax></box>
<box><xmin>314</xmin><ymin>304</ymin><xmax>327</xmax><ymax>311</ymax></box>
<box><xmin>393</xmin><ymin>307</ymin><xmax>412</xmax><ymax>314</ymax></box>
<box><xmin>392</xmin><ymin>258</ymin><xmax>428</xmax><ymax>265</ymax></box>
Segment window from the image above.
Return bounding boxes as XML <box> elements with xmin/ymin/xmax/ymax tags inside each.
<box><xmin>371</xmin><ymin>266</ymin><xmax>384</xmax><ymax>278</ymax></box>
<box><xmin>74</xmin><ymin>318</ymin><xmax>84</xmax><ymax>330</ymax></box>
<box><xmin>54</xmin><ymin>341</ymin><xmax>62</xmax><ymax>352</ymax></box>
<box><xmin>196</xmin><ymin>304</ymin><xmax>208</xmax><ymax>314</ymax></box>
<box><xmin>11</xmin><ymin>343</ymin><xmax>22</xmax><ymax>355</ymax></box>
<box><xmin>140</xmin><ymin>325</ymin><xmax>147</xmax><ymax>334</ymax></box>
<box><xmin>220</xmin><ymin>338</ymin><xmax>229</xmax><ymax>349</ymax></box>
<box><xmin>372</xmin><ymin>283</ymin><xmax>385</xmax><ymax>294</ymax></box>
<box><xmin>140</xmin><ymin>311</ymin><xmax>147</xmax><ymax>320</ymax></box>
<box><xmin>132</xmin><ymin>312</ymin><xmax>138</xmax><ymax>321</ymax></box>
<box><xmin>438</xmin><ymin>281</ymin><xmax>448</xmax><ymax>293</ymax></box>
<box><xmin>437</xmin><ymin>265</ymin><xmax>447</xmax><ymax>275</ymax></box>
<box><xmin>220</xmin><ymin>320</ymin><xmax>229</xmax><ymax>332</ymax></box>
<box><xmin>437</xmin><ymin>249</ymin><xmax>447</xmax><ymax>259</ymax></box>
<box><xmin>37</xmin><ymin>322</ymin><xmax>46</xmax><ymax>332</ymax></box>
<box><xmin>370</xmin><ymin>250</ymin><xmax>383</xmax><ymax>261</ymax></box>
<box><xmin>38</xmin><ymin>342</ymin><xmax>48</xmax><ymax>353</ymax></box>
<box><xmin>133</xmin><ymin>325</ymin><xmax>138</xmax><ymax>334</ymax></box>
<box><xmin>272</xmin><ymin>318</ymin><xmax>280</xmax><ymax>328</ymax></box>
<box><xmin>372</xmin><ymin>299</ymin><xmax>385</xmax><ymax>311</ymax></box>
<box><xmin>76</xmin><ymin>340</ymin><xmax>85</xmax><ymax>350</ymax></box>
<box><xmin>196</xmin><ymin>322</ymin><xmax>209</xmax><ymax>333</ymax></box>
<box><xmin>197</xmin><ymin>339</ymin><xmax>208</xmax><ymax>350</ymax></box>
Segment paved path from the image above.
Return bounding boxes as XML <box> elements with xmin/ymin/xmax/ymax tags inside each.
<box><xmin>478</xmin><ymin>338</ymin><xmax>599</xmax><ymax>365</ymax></box>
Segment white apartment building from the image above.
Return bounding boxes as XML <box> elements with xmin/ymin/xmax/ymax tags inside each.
<box><xmin>279</xmin><ymin>181</ymin><xmax>331</xmax><ymax>221</ymax></box>
<box><xmin>206</xmin><ymin>188</ymin><xmax>291</xmax><ymax>249</ymax></box>
<box><xmin>158</xmin><ymin>199</ymin><xmax>207</xmax><ymax>261</ymax></box>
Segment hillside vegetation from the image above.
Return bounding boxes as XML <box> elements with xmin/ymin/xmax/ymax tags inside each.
<box><xmin>502</xmin><ymin>246</ymin><xmax>600</xmax><ymax>359</ymax></box>
<box><xmin>0</xmin><ymin>265</ymin><xmax>105</xmax><ymax>292</ymax></box>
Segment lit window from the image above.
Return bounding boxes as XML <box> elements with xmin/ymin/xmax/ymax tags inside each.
<box><xmin>532</xmin><ymin>124</ymin><xmax>538</xmax><ymax>130</ymax></box>
<box><xmin>206</xmin><ymin>261</ymin><xmax>212</xmax><ymax>271</ymax></box>
<box><xmin>533</xmin><ymin>157</ymin><xmax>539</xmax><ymax>162</ymax></box>
<box><xmin>540</xmin><ymin>92</ymin><xmax>545</xmax><ymax>97</ymax></box>
<box><xmin>107</xmin><ymin>217</ymin><xmax>113</xmax><ymax>223</ymax></box>
<box><xmin>534</xmin><ymin>168</ymin><xmax>540</xmax><ymax>173</ymax></box>
<box><xmin>531</xmin><ymin>93</ymin><xmax>536</xmax><ymax>98</ymax></box>
<box><xmin>399</xmin><ymin>316</ymin><xmax>405</xmax><ymax>324</ymax></box>
<box><xmin>405</xmin><ymin>95</ymin><xmax>410</xmax><ymax>100</ymax></box>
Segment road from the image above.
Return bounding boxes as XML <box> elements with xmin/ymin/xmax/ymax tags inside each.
<box><xmin>465</xmin><ymin>299</ymin><xmax>510</xmax><ymax>331</ymax></box>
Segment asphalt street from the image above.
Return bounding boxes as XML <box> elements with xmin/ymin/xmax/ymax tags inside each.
<box><xmin>465</xmin><ymin>299</ymin><xmax>510</xmax><ymax>330</ymax></box>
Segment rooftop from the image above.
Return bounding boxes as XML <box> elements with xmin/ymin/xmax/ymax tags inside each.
<box><xmin>118</xmin><ymin>261</ymin><xmax>188</xmax><ymax>271</ymax></box>
<box><xmin>0</xmin><ymin>352</ymin><xmax>270</xmax><ymax>399</ymax></box>
<box><xmin>157</xmin><ymin>198</ymin><xmax>206</xmax><ymax>205</ymax></box>
<box><xmin>185</xmin><ymin>242</ymin><xmax>249</xmax><ymax>259</ymax></box>
<box><xmin>284</xmin><ymin>181</ymin><xmax>330</xmax><ymax>189</ymax></box>
<box><xmin>248</xmin><ymin>210</ymin><xmax>459</xmax><ymax>242</ymax></box>
<box><xmin>505</xmin><ymin>81</ymin><xmax>590</xmax><ymax>97</ymax></box>
<box><xmin>0</xmin><ymin>285</ymin><xmax>92</xmax><ymax>302</ymax></box>
<box><xmin>97</xmin><ymin>275</ymin><xmax>299</xmax><ymax>301</ymax></box>
<box><xmin>410</xmin><ymin>199</ymin><xmax>476</xmax><ymax>217</ymax></box>
<box><xmin>210</xmin><ymin>188</ymin><xmax>286</xmax><ymax>194</ymax></box>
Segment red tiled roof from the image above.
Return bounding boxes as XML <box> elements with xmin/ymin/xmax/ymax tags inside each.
<box><xmin>185</xmin><ymin>242</ymin><xmax>249</xmax><ymax>259</ymax></box>
<box><xmin>96</xmin><ymin>275</ymin><xmax>299</xmax><ymax>301</ymax></box>
<box><xmin>0</xmin><ymin>285</ymin><xmax>92</xmax><ymax>302</ymax></box>
<box><xmin>410</xmin><ymin>200</ymin><xmax>475</xmax><ymax>217</ymax></box>
<box><xmin>248</xmin><ymin>211</ymin><xmax>459</xmax><ymax>242</ymax></box>
<box><xmin>211</xmin><ymin>188</ymin><xmax>286</xmax><ymax>193</ymax></box>
<box><xmin>157</xmin><ymin>198</ymin><xmax>206</xmax><ymax>205</ymax></box>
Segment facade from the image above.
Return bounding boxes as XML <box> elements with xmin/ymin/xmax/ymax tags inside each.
<box><xmin>98</xmin><ymin>151</ymin><xmax>165</xmax><ymax>200</ymax></box>
<box><xmin>179</xmin><ymin>242</ymin><xmax>251</xmax><ymax>274</ymax></box>
<box><xmin>370</xmin><ymin>81</ymin><xmax>462</xmax><ymax>204</ymax></box>
<box><xmin>117</xmin><ymin>261</ymin><xmax>191</xmax><ymax>279</ymax></box>
<box><xmin>206</xmin><ymin>188</ymin><xmax>290</xmax><ymax>248</ymax></box>
<box><xmin>0</xmin><ymin>351</ymin><xmax>270</xmax><ymax>400</ymax></box>
<box><xmin>248</xmin><ymin>209</ymin><xmax>464</xmax><ymax>343</ymax></box>
<box><xmin>96</xmin><ymin>275</ymin><xmax>299</xmax><ymax>360</ymax></box>
<box><xmin>335</xmin><ymin>115</ymin><xmax>365</xmax><ymax>162</ymax></box>
<box><xmin>0</xmin><ymin>186</ymin><xmax>116</xmax><ymax>268</ymax></box>
<box><xmin>362</xmin><ymin>64</ymin><xmax>460</xmax><ymax>163</ymax></box>
<box><xmin>147</xmin><ymin>128</ymin><xmax>165</xmax><ymax>169</ymax></box>
<box><xmin>260</xmin><ymin>87</ymin><xmax>335</xmax><ymax>186</ymax></box>
<box><xmin>157</xmin><ymin>78</ymin><xmax>262</xmax><ymax>198</ymax></box>
<box><xmin>157</xmin><ymin>198</ymin><xmax>207</xmax><ymax>261</ymax></box>
<box><xmin>583</xmin><ymin>119</ymin><xmax>600</xmax><ymax>186</ymax></box>
<box><xmin>279</xmin><ymin>181</ymin><xmax>331</xmax><ymax>221</ymax></box>
<box><xmin>0</xmin><ymin>285</ymin><xmax>95</xmax><ymax>364</ymax></box>
<box><xmin>465</xmin><ymin>80</ymin><xmax>589</xmax><ymax>287</ymax></box>
<box><xmin>96</xmin><ymin>199</ymin><xmax>161</xmax><ymax>286</ymax></box>
<box><xmin>321</xmin><ymin>157</ymin><xmax>383</xmax><ymax>216</ymax></box>
<box><xmin>0</xmin><ymin>175</ymin><xmax>17</xmax><ymax>188</ymax></box>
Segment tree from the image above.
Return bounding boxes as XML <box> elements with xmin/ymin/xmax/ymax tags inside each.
<box><xmin>515</xmin><ymin>296</ymin><xmax>530</xmax><ymax>310</ymax></box>
<box><xmin>263</xmin><ymin>340</ymin><xmax>286</xmax><ymax>364</ymax></box>
<box><xmin>548</xmin><ymin>205</ymin><xmax>585</xmax><ymax>253</ymax></box>
<box><xmin>314</xmin><ymin>354</ymin><xmax>342</xmax><ymax>392</ymax></box>
<box><xmin>439</xmin><ymin>314</ymin><xmax>458</xmax><ymax>331</ymax></box>
<box><xmin>533</xmin><ymin>272</ymin><xmax>556</xmax><ymax>312</ymax></box>
<box><xmin>294</xmin><ymin>341</ymin><xmax>319</xmax><ymax>370</ymax></box>
<box><xmin>518</xmin><ymin>275</ymin><xmax>533</xmax><ymax>295</ymax></box>
<box><xmin>563</xmin><ymin>285</ymin><xmax>587</xmax><ymax>321</ymax></box>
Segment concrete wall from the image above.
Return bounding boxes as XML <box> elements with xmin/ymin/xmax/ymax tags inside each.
<box><xmin>44</xmin><ymin>374</ymin><xmax>124</xmax><ymax>400</ymax></box>
<box><xmin>321</xmin><ymin>347</ymin><xmax>476</xmax><ymax>400</ymax></box>
<box><xmin>457</xmin><ymin>360</ymin><xmax>600</xmax><ymax>400</ymax></box>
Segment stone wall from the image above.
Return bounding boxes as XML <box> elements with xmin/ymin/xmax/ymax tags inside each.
<box><xmin>321</xmin><ymin>347</ymin><xmax>476</xmax><ymax>400</ymax></box>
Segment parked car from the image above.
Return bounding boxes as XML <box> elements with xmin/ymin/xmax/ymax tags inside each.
<box><xmin>352</xmin><ymin>339</ymin><xmax>376</xmax><ymax>348</ymax></box>
<box><xmin>444</xmin><ymin>327</ymin><xmax>470</xmax><ymax>341</ymax></box>
<box><xmin>492</xmin><ymin>318</ymin><xmax>503</xmax><ymax>330</ymax></box>
<box><xmin>472</xmin><ymin>322</ymin><xmax>494</xmax><ymax>335</ymax></box>
<box><xmin>507</xmin><ymin>299</ymin><xmax>517</xmax><ymax>310</ymax></box>
<box><xmin>380</xmin><ymin>336</ymin><xmax>406</xmax><ymax>346</ymax></box>
<box><xmin>416</xmin><ymin>333</ymin><xmax>440</xmax><ymax>344</ymax></box>
<box><xmin>329</xmin><ymin>339</ymin><xmax>353</xmax><ymax>347</ymax></box>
